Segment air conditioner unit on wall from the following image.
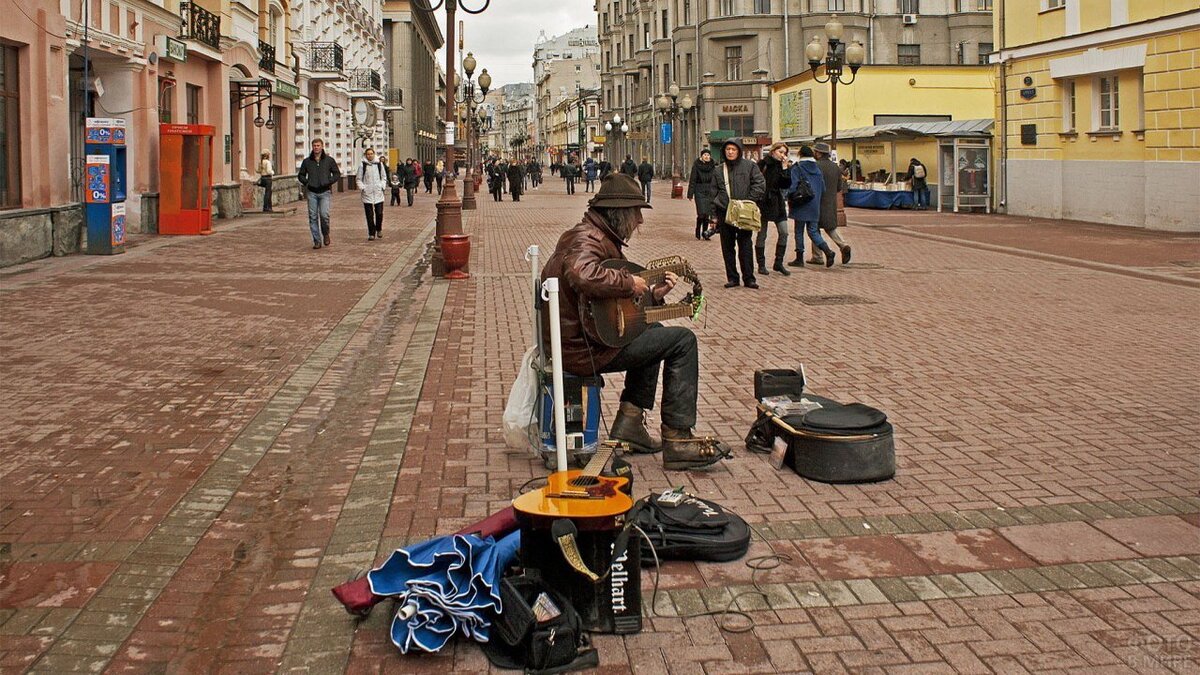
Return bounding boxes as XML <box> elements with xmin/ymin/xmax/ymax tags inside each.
<box><xmin>902</xmin><ymin>14</ymin><xmax>918</xmax><ymax>25</ymax></box>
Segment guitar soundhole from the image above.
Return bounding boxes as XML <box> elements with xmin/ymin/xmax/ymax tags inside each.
<box><xmin>570</xmin><ymin>476</ymin><xmax>601</xmax><ymax>487</ymax></box>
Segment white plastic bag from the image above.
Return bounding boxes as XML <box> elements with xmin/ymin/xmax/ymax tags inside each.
<box><xmin>503</xmin><ymin>346</ymin><xmax>542</xmax><ymax>452</ymax></box>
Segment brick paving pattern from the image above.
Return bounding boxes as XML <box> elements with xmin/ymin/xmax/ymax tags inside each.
<box><xmin>2</xmin><ymin>182</ymin><xmax>1198</xmax><ymax>673</ymax></box>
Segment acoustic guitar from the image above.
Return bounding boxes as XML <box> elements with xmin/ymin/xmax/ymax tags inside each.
<box><xmin>512</xmin><ymin>440</ymin><xmax>631</xmax><ymax>527</ymax></box>
<box><xmin>584</xmin><ymin>256</ymin><xmax>704</xmax><ymax>348</ymax></box>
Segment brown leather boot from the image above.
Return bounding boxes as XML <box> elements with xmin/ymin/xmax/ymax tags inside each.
<box><xmin>609</xmin><ymin>401</ymin><xmax>661</xmax><ymax>454</ymax></box>
<box><xmin>662</xmin><ymin>425</ymin><xmax>732</xmax><ymax>470</ymax></box>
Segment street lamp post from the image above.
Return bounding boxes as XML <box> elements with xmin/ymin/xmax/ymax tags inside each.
<box><xmin>604</xmin><ymin>113</ymin><xmax>629</xmax><ymax>166</ymax></box>
<box><xmin>804</xmin><ymin>15</ymin><xmax>865</xmax><ymax>150</ymax></box>
<box><xmin>655</xmin><ymin>83</ymin><xmax>693</xmax><ymax>198</ymax></box>
<box><xmin>414</xmin><ymin>0</ymin><xmax>490</xmax><ymax>277</ymax></box>
<box><xmin>459</xmin><ymin>52</ymin><xmax>491</xmax><ymax>211</ymax></box>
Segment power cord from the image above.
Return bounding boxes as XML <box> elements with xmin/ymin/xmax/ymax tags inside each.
<box><xmin>635</xmin><ymin>521</ymin><xmax>791</xmax><ymax>633</ymax></box>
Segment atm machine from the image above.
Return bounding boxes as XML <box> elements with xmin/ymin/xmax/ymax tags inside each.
<box><xmin>84</xmin><ymin>118</ymin><xmax>128</xmax><ymax>254</ymax></box>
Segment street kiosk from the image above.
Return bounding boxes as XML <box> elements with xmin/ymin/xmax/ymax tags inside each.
<box><xmin>158</xmin><ymin>124</ymin><xmax>215</xmax><ymax>235</ymax></box>
<box><xmin>84</xmin><ymin>118</ymin><xmax>128</xmax><ymax>254</ymax></box>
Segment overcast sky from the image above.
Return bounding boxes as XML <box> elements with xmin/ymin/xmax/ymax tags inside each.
<box><xmin>432</xmin><ymin>0</ymin><xmax>595</xmax><ymax>88</ymax></box>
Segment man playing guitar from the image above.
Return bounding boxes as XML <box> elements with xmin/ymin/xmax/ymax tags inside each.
<box><xmin>540</xmin><ymin>174</ymin><xmax>731</xmax><ymax>470</ymax></box>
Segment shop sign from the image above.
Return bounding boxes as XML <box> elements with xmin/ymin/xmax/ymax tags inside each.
<box><xmin>626</xmin><ymin>131</ymin><xmax>650</xmax><ymax>140</ymax></box>
<box><xmin>156</xmin><ymin>35</ymin><xmax>188</xmax><ymax>63</ymax></box>
<box><xmin>858</xmin><ymin>144</ymin><xmax>885</xmax><ymax>155</ymax></box>
<box><xmin>593</xmin><ymin>135</ymin><xmax>606</xmax><ymax>144</ymax></box>
<box><xmin>720</xmin><ymin>103</ymin><xmax>750</xmax><ymax>114</ymax></box>
<box><xmin>708</xmin><ymin>130</ymin><xmax>736</xmax><ymax>141</ymax></box>
<box><xmin>274</xmin><ymin>80</ymin><xmax>300</xmax><ymax>100</ymax></box>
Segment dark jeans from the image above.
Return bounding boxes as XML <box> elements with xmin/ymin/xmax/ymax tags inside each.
<box><xmin>565</xmin><ymin>177</ymin><xmax>575</xmax><ymax>194</ymax></box>
<box><xmin>363</xmin><ymin>201</ymin><xmax>383</xmax><ymax>236</ymax></box>
<box><xmin>261</xmin><ymin>176</ymin><xmax>273</xmax><ymax>211</ymax></box>
<box><xmin>641</xmin><ymin>180</ymin><xmax>652</xmax><ymax>204</ymax></box>
<box><xmin>718</xmin><ymin>222</ymin><xmax>755</xmax><ymax>285</ymax></box>
<box><xmin>436</xmin><ymin>176</ymin><xmax>443</xmax><ymax>193</ymax></box>
<box><xmin>424</xmin><ymin>179</ymin><xmax>433</xmax><ymax>193</ymax></box>
<box><xmin>406</xmin><ymin>187</ymin><xmax>415</xmax><ymax>206</ymax></box>
<box><xmin>585</xmin><ymin>178</ymin><xmax>595</xmax><ymax>192</ymax></box>
<box><xmin>598</xmin><ymin>324</ymin><xmax>698</xmax><ymax>430</ymax></box>
<box><xmin>390</xmin><ymin>187</ymin><xmax>401</xmax><ymax>205</ymax></box>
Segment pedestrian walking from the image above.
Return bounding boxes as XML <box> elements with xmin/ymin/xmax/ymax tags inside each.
<box><xmin>686</xmin><ymin>149</ymin><xmax>717</xmax><ymax>240</ymax></box>
<box><xmin>507</xmin><ymin>160</ymin><xmax>524</xmax><ymax>201</ymax></box>
<box><xmin>421</xmin><ymin>160</ymin><xmax>434</xmax><ymax>193</ymax></box>
<box><xmin>435</xmin><ymin>159</ymin><xmax>445</xmax><ymax>194</ymax></box>
<box><xmin>906</xmin><ymin>157</ymin><xmax>930</xmax><ymax>210</ymax></box>
<box><xmin>584</xmin><ymin>157</ymin><xmax>598</xmax><ymax>192</ymax></box>
<box><xmin>298</xmin><ymin>138</ymin><xmax>340</xmax><ymax>249</ymax></box>
<box><xmin>257</xmin><ymin>150</ymin><xmax>274</xmax><ymax>213</ymax></box>
<box><xmin>755</xmin><ymin>142</ymin><xmax>791</xmax><ymax>276</ymax></box>
<box><xmin>787</xmin><ymin>145</ymin><xmax>835</xmax><ymax>268</ymax></box>
<box><xmin>637</xmin><ymin>157</ymin><xmax>654</xmax><ymax>204</ymax></box>
<box><xmin>710</xmin><ymin>139</ymin><xmax>766</xmax><ymax>289</ymax></box>
<box><xmin>489</xmin><ymin>160</ymin><xmax>505</xmax><ymax>201</ymax></box>
<box><xmin>810</xmin><ymin>142</ymin><xmax>851</xmax><ymax>265</ymax></box>
<box><xmin>390</xmin><ymin>160</ymin><xmax>403</xmax><ymax>205</ymax></box>
<box><xmin>403</xmin><ymin>158</ymin><xmax>419</xmax><ymax>206</ymax></box>
<box><xmin>358</xmin><ymin>147</ymin><xmax>387</xmax><ymax>241</ymax></box>
<box><xmin>621</xmin><ymin>155</ymin><xmax>638</xmax><ymax>178</ymax></box>
<box><xmin>527</xmin><ymin>158</ymin><xmax>540</xmax><ymax>189</ymax></box>
<box><xmin>598</xmin><ymin>155</ymin><xmax>612</xmax><ymax>179</ymax></box>
<box><xmin>564</xmin><ymin>156</ymin><xmax>578</xmax><ymax>195</ymax></box>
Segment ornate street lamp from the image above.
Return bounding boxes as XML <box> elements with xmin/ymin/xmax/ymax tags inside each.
<box><xmin>656</xmin><ymin>82</ymin><xmax>693</xmax><ymax>197</ymax></box>
<box><xmin>459</xmin><ymin>52</ymin><xmax>490</xmax><ymax>210</ymax></box>
<box><xmin>805</xmin><ymin>15</ymin><xmax>865</xmax><ymax>149</ymax></box>
<box><xmin>604</xmin><ymin>113</ymin><xmax>629</xmax><ymax>161</ymax></box>
<box><xmin>413</xmin><ymin>0</ymin><xmax>491</xmax><ymax>277</ymax></box>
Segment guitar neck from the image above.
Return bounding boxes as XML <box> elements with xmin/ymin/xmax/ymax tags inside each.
<box><xmin>577</xmin><ymin>444</ymin><xmax>614</xmax><ymax>479</ymax></box>
<box><xmin>637</xmin><ymin>263</ymin><xmax>690</xmax><ymax>284</ymax></box>
<box><xmin>645</xmin><ymin>304</ymin><xmax>694</xmax><ymax>321</ymax></box>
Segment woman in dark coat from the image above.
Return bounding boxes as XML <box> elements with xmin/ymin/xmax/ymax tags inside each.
<box><xmin>755</xmin><ymin>143</ymin><xmax>790</xmax><ymax>275</ymax></box>
<box><xmin>686</xmin><ymin>149</ymin><xmax>717</xmax><ymax>239</ymax></box>
<box><xmin>711</xmin><ymin>139</ymin><xmax>766</xmax><ymax>289</ymax></box>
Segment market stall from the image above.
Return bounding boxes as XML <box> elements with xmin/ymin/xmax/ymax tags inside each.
<box><xmin>815</xmin><ymin>119</ymin><xmax>993</xmax><ymax>212</ymax></box>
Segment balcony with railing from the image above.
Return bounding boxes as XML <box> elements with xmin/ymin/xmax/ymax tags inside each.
<box><xmin>258</xmin><ymin>40</ymin><xmax>276</xmax><ymax>74</ymax></box>
<box><xmin>383</xmin><ymin>86</ymin><xmax>404</xmax><ymax>110</ymax></box>
<box><xmin>180</xmin><ymin>2</ymin><xmax>221</xmax><ymax>52</ymax></box>
<box><xmin>349</xmin><ymin>69</ymin><xmax>382</xmax><ymax>93</ymax></box>
<box><xmin>304</xmin><ymin>42</ymin><xmax>345</xmax><ymax>79</ymax></box>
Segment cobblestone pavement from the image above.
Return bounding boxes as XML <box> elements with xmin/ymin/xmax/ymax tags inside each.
<box><xmin>2</xmin><ymin>182</ymin><xmax>1198</xmax><ymax>674</ymax></box>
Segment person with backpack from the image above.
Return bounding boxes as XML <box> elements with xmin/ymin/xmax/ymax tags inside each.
<box><xmin>358</xmin><ymin>147</ymin><xmax>387</xmax><ymax>241</ymax></box>
<box><xmin>755</xmin><ymin>142</ymin><xmax>790</xmax><ymax>276</ymax></box>
<box><xmin>907</xmin><ymin>157</ymin><xmax>930</xmax><ymax>210</ymax></box>
<box><xmin>620</xmin><ymin>155</ymin><xmax>638</xmax><ymax>178</ymax></box>
<box><xmin>788</xmin><ymin>145</ymin><xmax>835</xmax><ymax>268</ymax></box>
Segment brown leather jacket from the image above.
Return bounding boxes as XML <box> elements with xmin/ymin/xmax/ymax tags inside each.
<box><xmin>540</xmin><ymin>210</ymin><xmax>637</xmax><ymax>374</ymax></box>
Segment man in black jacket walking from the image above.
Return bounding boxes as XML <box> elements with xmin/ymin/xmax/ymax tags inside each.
<box><xmin>298</xmin><ymin>138</ymin><xmax>341</xmax><ymax>249</ymax></box>
<box><xmin>621</xmin><ymin>155</ymin><xmax>638</xmax><ymax>178</ymax></box>
<box><xmin>637</xmin><ymin>157</ymin><xmax>654</xmax><ymax>204</ymax></box>
<box><xmin>710</xmin><ymin>139</ymin><xmax>766</xmax><ymax>288</ymax></box>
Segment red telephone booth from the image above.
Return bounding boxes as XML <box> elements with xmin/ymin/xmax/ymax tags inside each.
<box><xmin>159</xmin><ymin>124</ymin><xmax>215</xmax><ymax>235</ymax></box>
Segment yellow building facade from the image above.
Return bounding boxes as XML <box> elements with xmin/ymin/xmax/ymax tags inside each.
<box><xmin>994</xmin><ymin>1</ymin><xmax>1199</xmax><ymax>230</ymax></box>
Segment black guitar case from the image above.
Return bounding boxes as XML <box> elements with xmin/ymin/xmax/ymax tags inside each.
<box><xmin>634</xmin><ymin>493</ymin><xmax>751</xmax><ymax>564</ymax></box>
<box><xmin>747</xmin><ymin>393</ymin><xmax>896</xmax><ymax>484</ymax></box>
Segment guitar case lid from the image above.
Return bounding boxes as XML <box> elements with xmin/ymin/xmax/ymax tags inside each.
<box><xmin>778</xmin><ymin>394</ymin><xmax>889</xmax><ymax>435</ymax></box>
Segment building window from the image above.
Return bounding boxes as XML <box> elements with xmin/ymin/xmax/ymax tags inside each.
<box><xmin>662</xmin><ymin>9</ymin><xmax>668</xmax><ymax>36</ymax></box>
<box><xmin>683</xmin><ymin>0</ymin><xmax>691</xmax><ymax>24</ymax></box>
<box><xmin>718</xmin><ymin>115</ymin><xmax>755</xmax><ymax>136</ymax></box>
<box><xmin>719</xmin><ymin>0</ymin><xmax>735</xmax><ymax>17</ymax></box>
<box><xmin>956</xmin><ymin>43</ymin><xmax>965</xmax><ymax>64</ymax></box>
<box><xmin>1063</xmin><ymin>80</ymin><xmax>1076</xmax><ymax>132</ymax></box>
<box><xmin>663</xmin><ymin>64</ymin><xmax>670</xmax><ymax>93</ymax></box>
<box><xmin>897</xmin><ymin>44</ymin><xmax>921</xmax><ymax>65</ymax></box>
<box><xmin>186</xmin><ymin>84</ymin><xmax>201</xmax><ymax>124</ymax></box>
<box><xmin>725</xmin><ymin>46</ymin><xmax>742</xmax><ymax>81</ymax></box>
<box><xmin>754</xmin><ymin>0</ymin><xmax>771</xmax><ymax>13</ymax></box>
<box><xmin>0</xmin><ymin>43</ymin><xmax>20</xmax><ymax>209</ymax></box>
<box><xmin>643</xmin><ymin>23</ymin><xmax>650</xmax><ymax>49</ymax></box>
<box><xmin>900</xmin><ymin>0</ymin><xmax>919</xmax><ymax>13</ymax></box>
<box><xmin>617</xmin><ymin>84</ymin><xmax>622</xmax><ymax>107</ymax></box>
<box><xmin>1097</xmin><ymin>74</ymin><xmax>1119</xmax><ymax>130</ymax></box>
<box><xmin>978</xmin><ymin>42</ymin><xmax>992</xmax><ymax>64</ymax></box>
<box><xmin>828</xmin><ymin>0</ymin><xmax>846</xmax><ymax>11</ymax></box>
<box><xmin>686</xmin><ymin>53</ymin><xmax>693</xmax><ymax>85</ymax></box>
<box><xmin>1044</xmin><ymin>0</ymin><xmax>1065</xmax><ymax>9</ymax></box>
<box><xmin>974</xmin><ymin>0</ymin><xmax>993</xmax><ymax>9</ymax></box>
<box><xmin>603</xmin><ymin>11</ymin><xmax>608</xmax><ymax>27</ymax></box>
<box><xmin>575</xmin><ymin>64</ymin><xmax>582</xmax><ymax>72</ymax></box>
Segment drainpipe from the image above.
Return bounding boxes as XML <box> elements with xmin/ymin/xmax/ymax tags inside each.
<box><xmin>997</xmin><ymin>0</ymin><xmax>1007</xmax><ymax>212</ymax></box>
<box><xmin>783</xmin><ymin>0</ymin><xmax>790</xmax><ymax>75</ymax></box>
<box><xmin>868</xmin><ymin>0</ymin><xmax>876</xmax><ymax>64</ymax></box>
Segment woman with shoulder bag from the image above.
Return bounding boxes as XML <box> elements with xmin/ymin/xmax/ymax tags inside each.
<box><xmin>686</xmin><ymin>149</ymin><xmax>717</xmax><ymax>240</ymax></box>
<box><xmin>710</xmin><ymin>139</ymin><xmax>766</xmax><ymax>289</ymax></box>
<box><xmin>257</xmin><ymin>150</ymin><xmax>274</xmax><ymax>213</ymax></box>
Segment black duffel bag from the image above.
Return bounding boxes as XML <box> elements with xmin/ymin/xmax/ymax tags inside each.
<box><xmin>634</xmin><ymin>493</ymin><xmax>751</xmax><ymax>564</ymax></box>
<box><xmin>482</xmin><ymin>575</ymin><xmax>599</xmax><ymax>674</ymax></box>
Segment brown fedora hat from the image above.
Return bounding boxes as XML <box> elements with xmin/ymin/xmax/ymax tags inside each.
<box><xmin>588</xmin><ymin>174</ymin><xmax>653</xmax><ymax>209</ymax></box>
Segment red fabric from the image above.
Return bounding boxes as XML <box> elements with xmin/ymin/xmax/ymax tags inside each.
<box><xmin>455</xmin><ymin>506</ymin><xmax>519</xmax><ymax>539</ymax></box>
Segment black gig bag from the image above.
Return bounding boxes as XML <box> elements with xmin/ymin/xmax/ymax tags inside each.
<box><xmin>635</xmin><ymin>493</ymin><xmax>751</xmax><ymax>563</ymax></box>
<box><xmin>482</xmin><ymin>575</ymin><xmax>599</xmax><ymax>674</ymax></box>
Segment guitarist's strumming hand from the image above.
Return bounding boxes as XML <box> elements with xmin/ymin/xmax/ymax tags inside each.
<box><xmin>631</xmin><ymin>275</ymin><xmax>650</xmax><ymax>297</ymax></box>
<box><xmin>652</xmin><ymin>271</ymin><xmax>678</xmax><ymax>301</ymax></box>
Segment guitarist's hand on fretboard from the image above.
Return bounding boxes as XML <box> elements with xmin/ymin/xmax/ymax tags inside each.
<box><xmin>652</xmin><ymin>271</ymin><xmax>679</xmax><ymax>301</ymax></box>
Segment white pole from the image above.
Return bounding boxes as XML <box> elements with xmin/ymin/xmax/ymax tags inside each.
<box><xmin>541</xmin><ymin>278</ymin><xmax>569</xmax><ymax>473</ymax></box>
<box><xmin>525</xmin><ymin>244</ymin><xmax>540</xmax><ymax>345</ymax></box>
